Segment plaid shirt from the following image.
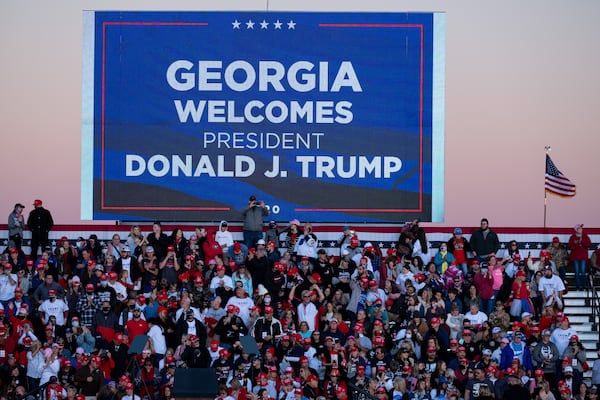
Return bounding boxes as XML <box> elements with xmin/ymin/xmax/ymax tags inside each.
<box><xmin>76</xmin><ymin>293</ymin><xmax>103</xmax><ymax>327</ymax></box>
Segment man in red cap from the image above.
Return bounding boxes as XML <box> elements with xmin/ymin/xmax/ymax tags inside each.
<box><xmin>424</xmin><ymin>316</ymin><xmax>450</xmax><ymax>350</ymax></box>
<box><xmin>75</xmin><ymin>283</ymin><xmax>102</xmax><ymax>328</ymax></box>
<box><xmin>106</xmin><ymin>331</ymin><xmax>129</xmax><ymax>381</ymax></box>
<box><xmin>6</xmin><ymin>287</ymin><xmax>30</xmax><ymax>318</ymax></box>
<box><xmin>211</xmin><ymin>348</ymin><xmax>234</xmax><ymax>385</ymax></box>
<box><xmin>304</xmin><ymin>373</ymin><xmax>321</xmax><ymax>399</ymax></box>
<box><xmin>546</xmin><ymin>236</ymin><xmax>569</xmax><ymax>280</ymax></box>
<box><xmin>251</xmin><ymin>305</ymin><xmax>283</xmax><ymax>349</ymax></box>
<box><xmin>26</xmin><ymin>199</ymin><xmax>53</xmax><ymax>262</ymax></box>
<box><xmin>74</xmin><ymin>354</ymin><xmax>104</xmax><ymax>396</ymax></box>
<box><xmin>215</xmin><ymin>304</ymin><xmax>247</xmax><ymax>346</ymax></box>
<box><xmin>106</xmin><ymin>271</ymin><xmax>127</xmax><ymax>302</ymax></box>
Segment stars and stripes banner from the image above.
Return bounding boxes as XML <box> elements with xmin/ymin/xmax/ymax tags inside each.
<box><xmin>81</xmin><ymin>11</ymin><xmax>445</xmax><ymax>223</ymax></box>
<box><xmin>545</xmin><ymin>154</ymin><xmax>576</xmax><ymax>197</ymax></box>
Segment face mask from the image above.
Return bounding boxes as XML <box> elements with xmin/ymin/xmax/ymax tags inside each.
<box><xmin>49</xmin><ymin>297</ymin><xmax>56</xmax><ymax>302</ymax></box>
<box><xmin>406</xmin><ymin>333</ymin><xmax>412</xmax><ymax>339</ymax></box>
<box><xmin>72</xmin><ymin>321</ymin><xmax>79</xmax><ymax>327</ymax></box>
<box><xmin>101</xmin><ymin>281</ymin><xmax>108</xmax><ymax>286</ymax></box>
<box><xmin>264</xmin><ymin>297</ymin><xmax>271</xmax><ymax>303</ymax></box>
<box><xmin>102</xmin><ymin>307</ymin><xmax>110</xmax><ymax>312</ymax></box>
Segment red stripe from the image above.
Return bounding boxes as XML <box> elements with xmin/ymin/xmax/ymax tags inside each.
<box><xmin>545</xmin><ymin>175</ymin><xmax>575</xmax><ymax>189</ymax></box>
<box><xmin>2</xmin><ymin>224</ymin><xmax>598</xmax><ymax>234</ymax></box>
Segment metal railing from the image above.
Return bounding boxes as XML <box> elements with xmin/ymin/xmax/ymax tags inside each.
<box><xmin>17</xmin><ymin>382</ymin><xmax>50</xmax><ymax>400</ymax></box>
<box><xmin>587</xmin><ymin>273</ymin><xmax>599</xmax><ymax>347</ymax></box>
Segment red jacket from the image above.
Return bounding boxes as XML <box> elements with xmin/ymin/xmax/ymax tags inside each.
<box><xmin>568</xmin><ymin>233</ymin><xmax>591</xmax><ymax>261</ymax></box>
<box><xmin>473</xmin><ymin>271</ymin><xmax>494</xmax><ymax>300</ymax></box>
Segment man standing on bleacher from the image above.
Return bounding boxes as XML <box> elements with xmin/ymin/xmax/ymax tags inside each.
<box><xmin>469</xmin><ymin>218</ymin><xmax>499</xmax><ymax>264</ymax></box>
<box><xmin>26</xmin><ymin>199</ymin><xmax>54</xmax><ymax>262</ymax></box>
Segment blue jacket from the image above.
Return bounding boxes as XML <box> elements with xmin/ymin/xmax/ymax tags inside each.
<box><xmin>500</xmin><ymin>340</ymin><xmax>533</xmax><ymax>372</ymax></box>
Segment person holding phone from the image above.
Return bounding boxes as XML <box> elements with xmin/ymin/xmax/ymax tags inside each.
<box><xmin>241</xmin><ymin>195</ymin><xmax>269</xmax><ymax>249</ymax></box>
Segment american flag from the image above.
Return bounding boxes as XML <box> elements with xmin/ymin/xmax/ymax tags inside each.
<box><xmin>545</xmin><ymin>154</ymin><xmax>576</xmax><ymax>197</ymax></box>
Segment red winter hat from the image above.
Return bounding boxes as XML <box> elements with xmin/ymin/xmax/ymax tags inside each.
<box><xmin>311</xmin><ymin>273</ymin><xmax>322</xmax><ymax>284</ymax></box>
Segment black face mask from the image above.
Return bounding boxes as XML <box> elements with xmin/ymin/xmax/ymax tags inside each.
<box><xmin>102</xmin><ymin>307</ymin><xmax>110</xmax><ymax>312</ymax></box>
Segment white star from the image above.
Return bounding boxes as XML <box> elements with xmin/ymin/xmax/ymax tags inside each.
<box><xmin>525</xmin><ymin>243</ymin><xmax>531</xmax><ymax>249</ymax></box>
<box><xmin>537</xmin><ymin>243</ymin><xmax>542</xmax><ymax>249</ymax></box>
<box><xmin>317</xmin><ymin>241</ymin><xmax>323</xmax><ymax>247</ymax></box>
<box><xmin>287</xmin><ymin>20</ymin><xmax>296</xmax><ymax>29</ymax></box>
<box><xmin>246</xmin><ymin>20</ymin><xmax>255</xmax><ymax>29</ymax></box>
<box><xmin>379</xmin><ymin>242</ymin><xmax>385</xmax><ymax>248</ymax></box>
<box><xmin>232</xmin><ymin>20</ymin><xmax>241</xmax><ymax>29</ymax></box>
<box><xmin>330</xmin><ymin>242</ymin><xmax>336</xmax><ymax>247</ymax></box>
<box><xmin>391</xmin><ymin>243</ymin><xmax>396</xmax><ymax>248</ymax></box>
<box><xmin>273</xmin><ymin>20</ymin><xmax>283</xmax><ymax>29</ymax></box>
<box><xmin>260</xmin><ymin>20</ymin><xmax>269</xmax><ymax>29</ymax></box>
<box><xmin>500</xmin><ymin>243</ymin><xmax>506</xmax><ymax>249</ymax></box>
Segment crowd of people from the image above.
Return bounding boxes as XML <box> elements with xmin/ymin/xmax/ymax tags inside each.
<box><xmin>1</xmin><ymin>200</ymin><xmax>600</xmax><ymax>400</ymax></box>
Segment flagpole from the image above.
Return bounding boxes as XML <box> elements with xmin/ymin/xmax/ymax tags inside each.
<box><xmin>544</xmin><ymin>145</ymin><xmax>551</xmax><ymax>228</ymax></box>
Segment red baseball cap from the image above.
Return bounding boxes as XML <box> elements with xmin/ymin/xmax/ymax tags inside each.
<box><xmin>311</xmin><ymin>273</ymin><xmax>322</xmax><ymax>284</ymax></box>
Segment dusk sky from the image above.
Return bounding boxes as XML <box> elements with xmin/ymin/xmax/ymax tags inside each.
<box><xmin>1</xmin><ymin>0</ymin><xmax>599</xmax><ymax>228</ymax></box>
